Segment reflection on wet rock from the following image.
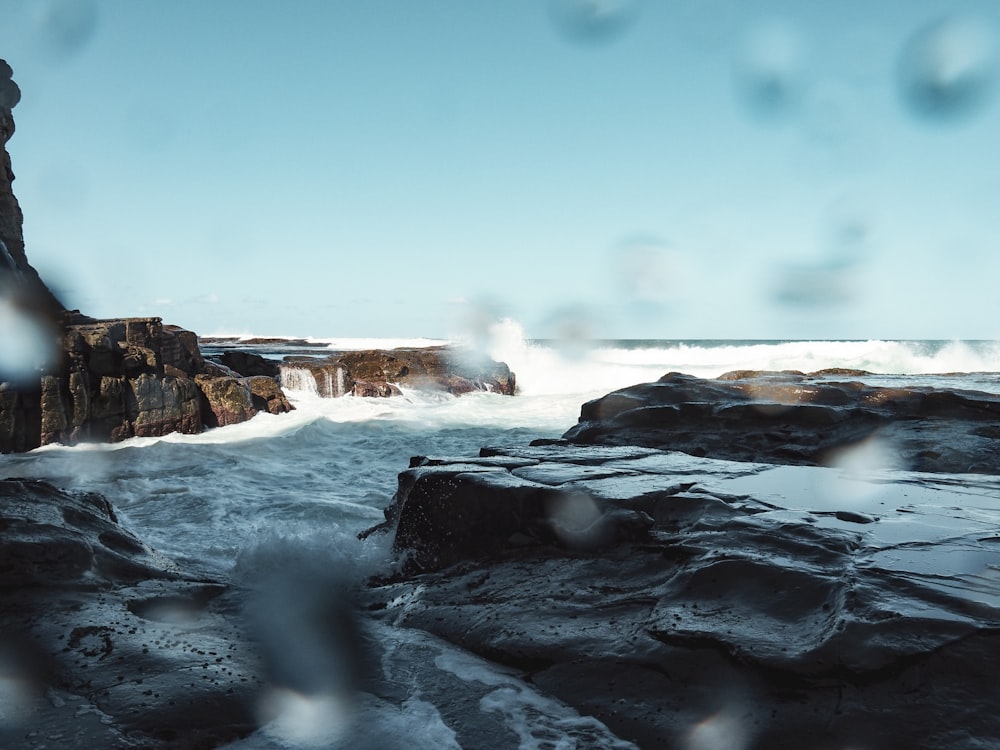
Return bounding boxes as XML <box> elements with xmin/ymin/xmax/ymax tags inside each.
<box><xmin>367</xmin><ymin>442</ymin><xmax>1000</xmax><ymax>748</ymax></box>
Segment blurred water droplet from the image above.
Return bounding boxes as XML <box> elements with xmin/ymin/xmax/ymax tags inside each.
<box><xmin>546</xmin><ymin>491</ymin><xmax>606</xmax><ymax>549</ymax></box>
<box><xmin>823</xmin><ymin>193</ymin><xmax>877</xmax><ymax>264</ymax></box>
<box><xmin>451</xmin><ymin>297</ymin><xmax>509</xmax><ymax>355</ymax></box>
<box><xmin>896</xmin><ymin>16</ymin><xmax>997</xmax><ymax>123</ymax></box>
<box><xmin>547</xmin><ymin>0</ymin><xmax>640</xmax><ymax>46</ymax></box>
<box><xmin>818</xmin><ymin>433</ymin><xmax>904</xmax><ymax>505</ymax></box>
<box><xmin>685</xmin><ymin>708</ymin><xmax>751</xmax><ymax>750</ymax></box>
<box><xmin>33</xmin><ymin>0</ymin><xmax>99</xmax><ymax>63</ymax></box>
<box><xmin>538</xmin><ymin>304</ymin><xmax>600</xmax><ymax>359</ymax></box>
<box><xmin>0</xmin><ymin>291</ymin><xmax>58</xmax><ymax>384</ymax></box>
<box><xmin>610</xmin><ymin>236</ymin><xmax>681</xmax><ymax>310</ymax></box>
<box><xmin>733</xmin><ymin>19</ymin><xmax>806</xmax><ymax>120</ymax></box>
<box><xmin>258</xmin><ymin>688</ymin><xmax>354</xmax><ymax>748</ymax></box>
<box><xmin>772</xmin><ymin>261</ymin><xmax>857</xmax><ymax>309</ymax></box>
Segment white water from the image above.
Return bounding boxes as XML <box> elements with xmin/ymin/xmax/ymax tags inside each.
<box><xmin>3</xmin><ymin>323</ymin><xmax>999</xmax><ymax>747</ymax></box>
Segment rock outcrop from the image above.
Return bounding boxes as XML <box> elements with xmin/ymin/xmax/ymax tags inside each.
<box><xmin>276</xmin><ymin>347</ymin><xmax>516</xmax><ymax>398</ymax></box>
<box><xmin>1</xmin><ymin>61</ymin><xmax>62</xmax><ymax>317</ymax></box>
<box><xmin>366</xmin><ymin>443</ymin><xmax>1000</xmax><ymax>749</ymax></box>
<box><xmin>0</xmin><ymin>60</ymin><xmax>293</xmax><ymax>453</ymax></box>
<box><xmin>1</xmin><ymin>316</ymin><xmax>294</xmax><ymax>453</ymax></box>
<box><xmin>0</xmin><ymin>478</ymin><xmax>262</xmax><ymax>749</ymax></box>
<box><xmin>560</xmin><ymin>370</ymin><xmax>1000</xmax><ymax>473</ymax></box>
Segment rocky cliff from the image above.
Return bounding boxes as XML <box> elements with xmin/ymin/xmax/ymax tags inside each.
<box><xmin>0</xmin><ymin>61</ymin><xmax>295</xmax><ymax>453</ymax></box>
<box><xmin>0</xmin><ymin>60</ymin><xmax>61</xmax><ymax>316</ymax></box>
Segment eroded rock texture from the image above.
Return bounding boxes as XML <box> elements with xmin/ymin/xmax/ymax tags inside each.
<box><xmin>0</xmin><ymin>479</ymin><xmax>261</xmax><ymax>749</ymax></box>
<box><xmin>1</xmin><ymin>317</ymin><xmax>294</xmax><ymax>453</ymax></box>
<box><xmin>367</xmin><ymin>444</ymin><xmax>1000</xmax><ymax>749</ymax></box>
<box><xmin>278</xmin><ymin>347</ymin><xmax>516</xmax><ymax>398</ymax></box>
<box><xmin>562</xmin><ymin>370</ymin><xmax>1000</xmax><ymax>473</ymax></box>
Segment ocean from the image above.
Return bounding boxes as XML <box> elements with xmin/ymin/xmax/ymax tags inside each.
<box><xmin>3</xmin><ymin>325</ymin><xmax>1000</xmax><ymax>747</ymax></box>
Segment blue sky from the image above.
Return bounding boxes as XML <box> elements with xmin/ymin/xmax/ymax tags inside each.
<box><xmin>1</xmin><ymin>0</ymin><xmax>999</xmax><ymax>340</ymax></box>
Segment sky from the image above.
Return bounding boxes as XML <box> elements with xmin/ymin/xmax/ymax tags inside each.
<box><xmin>1</xmin><ymin>0</ymin><xmax>999</xmax><ymax>341</ymax></box>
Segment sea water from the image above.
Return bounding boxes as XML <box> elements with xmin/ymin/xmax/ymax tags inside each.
<box><xmin>2</xmin><ymin>323</ymin><xmax>1000</xmax><ymax>747</ymax></box>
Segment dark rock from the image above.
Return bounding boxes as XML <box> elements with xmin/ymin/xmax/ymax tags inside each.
<box><xmin>1</xmin><ymin>60</ymin><xmax>63</xmax><ymax>317</ymax></box>
<box><xmin>0</xmin><ymin>479</ymin><xmax>261</xmax><ymax>749</ymax></box>
<box><xmin>366</xmin><ymin>444</ymin><xmax>1000</xmax><ymax>749</ymax></box>
<box><xmin>280</xmin><ymin>346</ymin><xmax>516</xmax><ymax>399</ymax></box>
<box><xmin>209</xmin><ymin>349</ymin><xmax>280</xmax><ymax>378</ymax></box>
<box><xmin>0</xmin><ymin>64</ymin><xmax>294</xmax><ymax>453</ymax></box>
<box><xmin>562</xmin><ymin>371</ymin><xmax>1000</xmax><ymax>473</ymax></box>
<box><xmin>1</xmin><ymin>317</ymin><xmax>295</xmax><ymax>452</ymax></box>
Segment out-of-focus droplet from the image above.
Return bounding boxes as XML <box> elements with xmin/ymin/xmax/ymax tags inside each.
<box><xmin>258</xmin><ymin>688</ymin><xmax>354</xmax><ymax>748</ymax></box>
<box><xmin>547</xmin><ymin>0</ymin><xmax>641</xmax><ymax>46</ymax></box>
<box><xmin>825</xmin><ymin>434</ymin><xmax>904</xmax><ymax>476</ymax></box>
<box><xmin>896</xmin><ymin>16</ymin><xmax>997</xmax><ymax>123</ymax></box>
<box><xmin>451</xmin><ymin>297</ymin><xmax>508</xmax><ymax>355</ymax></box>
<box><xmin>685</xmin><ymin>708</ymin><xmax>752</xmax><ymax>750</ymax></box>
<box><xmin>0</xmin><ymin>292</ymin><xmax>58</xmax><ymax>384</ymax></box>
<box><xmin>546</xmin><ymin>490</ymin><xmax>606</xmax><ymax>549</ymax></box>
<box><xmin>610</xmin><ymin>236</ymin><xmax>681</xmax><ymax>310</ymax></box>
<box><xmin>818</xmin><ymin>433</ymin><xmax>904</xmax><ymax>505</ymax></box>
<box><xmin>733</xmin><ymin>19</ymin><xmax>806</xmax><ymax>120</ymax></box>
<box><xmin>823</xmin><ymin>193</ymin><xmax>877</xmax><ymax>265</ymax></box>
<box><xmin>771</xmin><ymin>261</ymin><xmax>857</xmax><ymax>309</ymax></box>
<box><xmin>0</xmin><ymin>639</ymin><xmax>45</xmax><ymax>731</ymax></box>
<box><xmin>538</xmin><ymin>304</ymin><xmax>600</xmax><ymax>359</ymax></box>
<box><xmin>33</xmin><ymin>0</ymin><xmax>99</xmax><ymax>63</ymax></box>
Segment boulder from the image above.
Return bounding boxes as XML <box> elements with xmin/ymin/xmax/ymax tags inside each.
<box><xmin>245</xmin><ymin>374</ymin><xmax>293</xmax><ymax>415</ymax></box>
<box><xmin>195</xmin><ymin>374</ymin><xmax>256</xmax><ymax>428</ymax></box>
<box><xmin>561</xmin><ymin>371</ymin><xmax>1000</xmax><ymax>473</ymax></box>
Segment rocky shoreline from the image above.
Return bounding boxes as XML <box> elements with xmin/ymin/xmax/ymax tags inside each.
<box><xmin>4</xmin><ymin>372</ymin><xmax>1000</xmax><ymax>748</ymax></box>
<box><xmin>3</xmin><ymin>56</ymin><xmax>1000</xmax><ymax>749</ymax></box>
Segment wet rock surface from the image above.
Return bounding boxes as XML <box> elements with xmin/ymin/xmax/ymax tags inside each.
<box><xmin>0</xmin><ymin>479</ymin><xmax>262</xmax><ymax>749</ymax></box>
<box><xmin>562</xmin><ymin>371</ymin><xmax>1000</xmax><ymax>473</ymax></box>
<box><xmin>366</xmin><ymin>444</ymin><xmax>1000</xmax><ymax>749</ymax></box>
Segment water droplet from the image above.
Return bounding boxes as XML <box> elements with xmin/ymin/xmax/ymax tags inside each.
<box><xmin>771</xmin><ymin>261</ymin><xmax>857</xmax><ymax>309</ymax></box>
<box><xmin>538</xmin><ymin>304</ymin><xmax>600</xmax><ymax>359</ymax></box>
<box><xmin>33</xmin><ymin>0</ymin><xmax>99</xmax><ymax>63</ymax></box>
<box><xmin>0</xmin><ymin>290</ymin><xmax>58</xmax><ymax>384</ymax></box>
<box><xmin>547</xmin><ymin>0</ymin><xmax>641</xmax><ymax>46</ymax></box>
<box><xmin>896</xmin><ymin>16</ymin><xmax>997</xmax><ymax>123</ymax></box>
<box><xmin>610</xmin><ymin>236</ymin><xmax>682</xmax><ymax>310</ymax></box>
<box><xmin>822</xmin><ymin>194</ymin><xmax>877</xmax><ymax>263</ymax></box>
<box><xmin>733</xmin><ymin>19</ymin><xmax>807</xmax><ymax>120</ymax></box>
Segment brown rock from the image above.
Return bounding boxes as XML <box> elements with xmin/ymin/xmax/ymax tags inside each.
<box><xmin>245</xmin><ymin>375</ymin><xmax>294</xmax><ymax>415</ymax></box>
<box><xmin>279</xmin><ymin>346</ymin><xmax>516</xmax><ymax>399</ymax></box>
<box><xmin>195</xmin><ymin>374</ymin><xmax>256</xmax><ymax>428</ymax></box>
